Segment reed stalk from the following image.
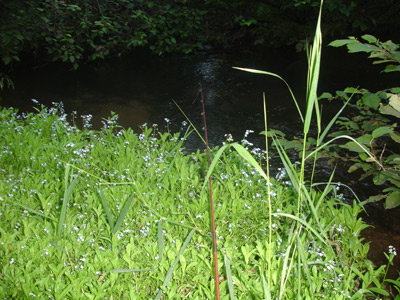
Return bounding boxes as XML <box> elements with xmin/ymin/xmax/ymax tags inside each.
<box><xmin>199</xmin><ymin>84</ymin><xmax>221</xmax><ymax>299</ymax></box>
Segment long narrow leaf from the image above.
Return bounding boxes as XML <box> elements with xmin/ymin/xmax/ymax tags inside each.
<box><xmin>225</xmin><ymin>256</ymin><xmax>235</xmax><ymax>300</ymax></box>
<box><xmin>305</xmin><ymin>135</ymin><xmax>383</xmax><ymax>169</ymax></box>
<box><xmin>319</xmin><ymin>96</ymin><xmax>352</xmax><ymax>143</ymax></box>
<box><xmin>7</xmin><ymin>202</ymin><xmax>56</xmax><ymax>221</ymax></box>
<box><xmin>57</xmin><ymin>169</ymin><xmax>78</xmax><ymax>239</ymax></box>
<box><xmin>112</xmin><ymin>193</ymin><xmax>135</xmax><ymax>235</ymax></box>
<box><xmin>98</xmin><ymin>189</ymin><xmax>114</xmax><ymax>232</ymax></box>
<box><xmin>296</xmin><ymin>235</ymin><xmax>315</xmax><ymax>298</ymax></box>
<box><xmin>233</xmin><ymin>67</ymin><xmax>304</xmax><ymax>123</ymax></box>
<box><xmin>154</xmin><ymin>229</ymin><xmax>195</xmax><ymax>300</ymax></box>
<box><xmin>262</xmin><ymin>274</ymin><xmax>272</xmax><ymax>300</ymax></box>
<box><xmin>274</xmin><ymin>213</ymin><xmax>328</xmax><ymax>246</ymax></box>
<box><xmin>231</xmin><ymin>143</ymin><xmax>268</xmax><ymax>180</ymax></box>
<box><xmin>201</xmin><ymin>143</ymin><xmax>231</xmax><ymax>192</ymax></box>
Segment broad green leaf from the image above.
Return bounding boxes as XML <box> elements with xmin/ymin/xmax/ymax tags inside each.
<box><xmin>361</xmin><ymin>93</ymin><xmax>381</xmax><ymax>110</ymax></box>
<box><xmin>367</xmin><ymin>194</ymin><xmax>386</xmax><ymax>203</ymax></box>
<box><xmin>389</xmin><ymin>94</ymin><xmax>400</xmax><ymax>112</ymax></box>
<box><xmin>359</xmin><ymin>152</ymin><xmax>367</xmax><ymax>161</ymax></box>
<box><xmin>328</xmin><ymin>39</ymin><xmax>354</xmax><ymax>47</ymax></box>
<box><xmin>384</xmin><ymin>65</ymin><xmax>400</xmax><ymax>73</ymax></box>
<box><xmin>373</xmin><ymin>173</ymin><xmax>387</xmax><ymax>185</ymax></box>
<box><xmin>361</xmin><ymin>34</ymin><xmax>377</xmax><ymax>43</ymax></box>
<box><xmin>386</xmin><ymin>191</ymin><xmax>400</xmax><ymax>209</ymax></box>
<box><xmin>380</xmin><ymin>103</ymin><xmax>400</xmax><ymax>118</ymax></box>
<box><xmin>348</xmin><ymin>164</ymin><xmax>360</xmax><ymax>173</ymax></box>
<box><xmin>390</xmin><ymin>131</ymin><xmax>400</xmax><ymax>143</ymax></box>
<box><xmin>260</xmin><ymin>129</ymin><xmax>286</xmax><ymax>137</ymax></box>
<box><xmin>357</xmin><ymin>134</ymin><xmax>372</xmax><ymax>144</ymax></box>
<box><xmin>390</xmin><ymin>87</ymin><xmax>400</xmax><ymax>93</ymax></box>
<box><xmin>347</xmin><ymin>43</ymin><xmax>378</xmax><ymax>53</ymax></box>
<box><xmin>362</xmin><ymin>121</ymin><xmax>379</xmax><ymax>132</ymax></box>
<box><xmin>368</xmin><ymin>287</ymin><xmax>389</xmax><ymax>296</ymax></box>
<box><xmin>372</xmin><ymin>126</ymin><xmax>393</xmax><ymax>139</ymax></box>
<box><xmin>278</xmin><ymin>140</ymin><xmax>302</xmax><ymax>150</ymax></box>
<box><xmin>343</xmin><ymin>87</ymin><xmax>361</xmax><ymax>93</ymax></box>
<box><xmin>348</xmin><ymin>121</ymin><xmax>359</xmax><ymax>130</ymax></box>
<box><xmin>318</xmin><ymin>92</ymin><xmax>332</xmax><ymax>99</ymax></box>
<box><xmin>341</xmin><ymin>141</ymin><xmax>367</xmax><ymax>153</ymax></box>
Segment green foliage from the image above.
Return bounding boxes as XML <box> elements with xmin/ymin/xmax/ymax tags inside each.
<box><xmin>330</xmin><ymin>34</ymin><xmax>400</xmax><ymax>73</ymax></box>
<box><xmin>267</xmin><ymin>35</ymin><xmax>400</xmax><ymax>209</ymax></box>
<box><xmin>231</xmin><ymin>2</ymin><xmax>397</xmax><ymax>297</ymax></box>
<box><xmin>324</xmin><ymin>35</ymin><xmax>400</xmax><ymax>209</ymax></box>
<box><xmin>0</xmin><ymin>0</ymin><xmax>205</xmax><ymax>69</ymax></box>
<box><xmin>0</xmin><ymin>72</ymin><xmax>14</xmax><ymax>90</ymax></box>
<box><xmin>0</xmin><ymin>103</ymin><xmax>393</xmax><ymax>298</ymax></box>
<box><xmin>1</xmin><ymin>0</ymin><xmax>399</xmax><ymax>72</ymax></box>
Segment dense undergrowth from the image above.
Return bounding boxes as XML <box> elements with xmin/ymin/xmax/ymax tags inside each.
<box><xmin>0</xmin><ymin>103</ymin><xmax>398</xmax><ymax>299</ymax></box>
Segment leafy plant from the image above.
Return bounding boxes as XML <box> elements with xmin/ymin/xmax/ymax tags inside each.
<box><xmin>325</xmin><ymin>35</ymin><xmax>400</xmax><ymax>209</ymax></box>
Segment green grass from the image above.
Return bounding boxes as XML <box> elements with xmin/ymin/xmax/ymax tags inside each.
<box><xmin>0</xmin><ymin>102</ymin><xmax>394</xmax><ymax>299</ymax></box>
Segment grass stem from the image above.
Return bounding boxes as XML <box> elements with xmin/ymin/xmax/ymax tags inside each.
<box><xmin>199</xmin><ymin>84</ymin><xmax>220</xmax><ymax>300</ymax></box>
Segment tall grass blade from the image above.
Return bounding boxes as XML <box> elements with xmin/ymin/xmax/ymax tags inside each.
<box><xmin>305</xmin><ymin>135</ymin><xmax>383</xmax><ymax>169</ymax></box>
<box><xmin>98</xmin><ymin>189</ymin><xmax>114</xmax><ymax>232</ymax></box>
<box><xmin>313</xmin><ymin>170</ymin><xmax>336</xmax><ymax>211</ymax></box>
<box><xmin>232</xmin><ymin>67</ymin><xmax>304</xmax><ymax>123</ymax></box>
<box><xmin>262</xmin><ymin>274</ymin><xmax>272</xmax><ymax>300</ymax></box>
<box><xmin>112</xmin><ymin>193</ymin><xmax>135</xmax><ymax>236</ymax></box>
<box><xmin>279</xmin><ymin>225</ymin><xmax>297</xmax><ymax>300</ymax></box>
<box><xmin>172</xmin><ymin>99</ymin><xmax>206</xmax><ymax>145</ymax></box>
<box><xmin>7</xmin><ymin>202</ymin><xmax>56</xmax><ymax>221</ymax></box>
<box><xmin>201</xmin><ymin>142</ymin><xmax>268</xmax><ymax>192</ymax></box>
<box><xmin>263</xmin><ymin>94</ymin><xmax>273</xmax><ymax>292</ymax></box>
<box><xmin>274</xmin><ymin>213</ymin><xmax>327</xmax><ymax>246</ymax></box>
<box><xmin>157</xmin><ymin>219</ymin><xmax>164</xmax><ymax>262</ymax></box>
<box><xmin>225</xmin><ymin>256</ymin><xmax>235</xmax><ymax>300</ymax></box>
<box><xmin>304</xmin><ymin>1</ymin><xmax>323</xmax><ymax>136</ymax></box>
<box><xmin>154</xmin><ymin>229</ymin><xmax>195</xmax><ymax>300</ymax></box>
<box><xmin>319</xmin><ymin>96</ymin><xmax>352</xmax><ymax>143</ymax></box>
<box><xmin>50</xmin><ymin>241</ymin><xmax>67</xmax><ymax>254</ymax></box>
<box><xmin>296</xmin><ymin>235</ymin><xmax>315</xmax><ymax>298</ymax></box>
<box><xmin>57</xmin><ymin>166</ymin><xmax>78</xmax><ymax>239</ymax></box>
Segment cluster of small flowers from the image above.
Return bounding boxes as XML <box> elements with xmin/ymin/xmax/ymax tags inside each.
<box><xmin>224</xmin><ymin>133</ymin><xmax>234</xmax><ymax>143</ymax></box>
<box><xmin>389</xmin><ymin>245</ymin><xmax>397</xmax><ymax>256</ymax></box>
<box><xmin>81</xmin><ymin>114</ymin><xmax>93</xmax><ymax>129</ymax></box>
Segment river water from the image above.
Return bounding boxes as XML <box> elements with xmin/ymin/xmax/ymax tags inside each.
<box><xmin>2</xmin><ymin>45</ymin><xmax>397</xmax><ymax>150</ymax></box>
<box><xmin>1</xmin><ymin>45</ymin><xmax>400</xmax><ymax>276</ymax></box>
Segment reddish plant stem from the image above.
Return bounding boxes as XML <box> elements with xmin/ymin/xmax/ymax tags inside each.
<box><xmin>199</xmin><ymin>84</ymin><xmax>220</xmax><ymax>300</ymax></box>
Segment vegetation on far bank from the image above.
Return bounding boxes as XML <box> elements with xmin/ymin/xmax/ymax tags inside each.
<box><xmin>1</xmin><ymin>0</ymin><xmax>399</xmax><ymax>71</ymax></box>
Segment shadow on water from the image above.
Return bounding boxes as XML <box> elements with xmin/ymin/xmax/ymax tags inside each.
<box><xmin>1</xmin><ymin>45</ymin><xmax>400</xmax><ymax>277</ymax></box>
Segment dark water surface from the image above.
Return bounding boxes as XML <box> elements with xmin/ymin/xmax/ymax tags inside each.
<box><xmin>1</xmin><ymin>45</ymin><xmax>400</xmax><ymax>277</ymax></box>
<box><xmin>2</xmin><ymin>46</ymin><xmax>398</xmax><ymax>148</ymax></box>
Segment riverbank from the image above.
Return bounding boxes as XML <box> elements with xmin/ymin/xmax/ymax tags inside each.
<box><xmin>0</xmin><ymin>103</ymin><xmax>397</xmax><ymax>299</ymax></box>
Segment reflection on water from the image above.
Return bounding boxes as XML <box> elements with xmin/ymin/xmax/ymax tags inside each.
<box><xmin>1</xmin><ymin>46</ymin><xmax>398</xmax><ymax>150</ymax></box>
